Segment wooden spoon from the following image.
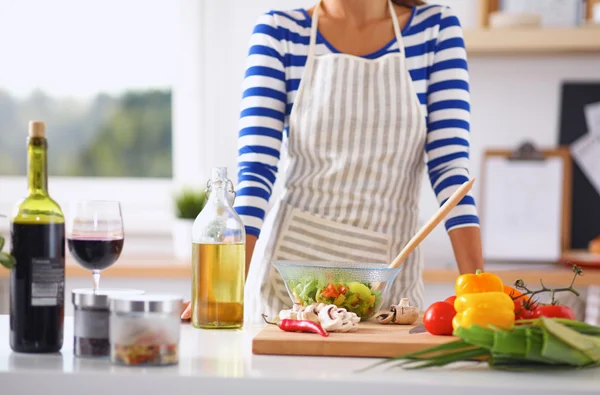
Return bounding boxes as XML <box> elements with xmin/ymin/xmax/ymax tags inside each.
<box><xmin>372</xmin><ymin>178</ymin><xmax>476</xmax><ymax>291</ymax></box>
<box><xmin>388</xmin><ymin>177</ymin><xmax>476</xmax><ymax>270</ymax></box>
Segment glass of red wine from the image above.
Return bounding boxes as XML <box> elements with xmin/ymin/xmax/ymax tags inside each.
<box><xmin>66</xmin><ymin>200</ymin><xmax>124</xmax><ymax>291</ymax></box>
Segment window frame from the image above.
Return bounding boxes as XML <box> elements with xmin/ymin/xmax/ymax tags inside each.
<box><xmin>0</xmin><ymin>176</ymin><xmax>174</xmax><ymax>236</ymax></box>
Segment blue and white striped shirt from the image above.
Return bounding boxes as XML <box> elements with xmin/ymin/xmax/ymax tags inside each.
<box><xmin>234</xmin><ymin>4</ymin><xmax>479</xmax><ymax>238</ymax></box>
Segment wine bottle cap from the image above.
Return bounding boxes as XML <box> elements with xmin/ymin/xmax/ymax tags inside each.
<box><xmin>28</xmin><ymin>121</ymin><xmax>46</xmax><ymax>138</ymax></box>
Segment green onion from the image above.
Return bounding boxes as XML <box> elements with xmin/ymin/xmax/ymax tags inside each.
<box><xmin>524</xmin><ymin>327</ymin><xmax>556</xmax><ymax>364</ymax></box>
<box><xmin>491</xmin><ymin>327</ymin><xmax>526</xmax><ymax>356</ymax></box>
<box><xmin>358</xmin><ymin>318</ymin><xmax>600</xmax><ymax>372</ymax></box>
<box><xmin>455</xmin><ymin>324</ymin><xmax>495</xmax><ymax>349</ymax></box>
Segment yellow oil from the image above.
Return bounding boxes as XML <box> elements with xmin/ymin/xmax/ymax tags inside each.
<box><xmin>191</xmin><ymin>243</ymin><xmax>245</xmax><ymax>329</ymax></box>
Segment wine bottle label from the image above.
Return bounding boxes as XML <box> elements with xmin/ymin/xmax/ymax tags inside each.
<box><xmin>31</xmin><ymin>257</ymin><xmax>65</xmax><ymax>306</ymax></box>
<box><xmin>74</xmin><ymin>309</ymin><xmax>109</xmax><ymax>339</ymax></box>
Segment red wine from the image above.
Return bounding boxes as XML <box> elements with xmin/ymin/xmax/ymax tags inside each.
<box><xmin>10</xmin><ymin>223</ymin><xmax>65</xmax><ymax>353</ymax></box>
<box><xmin>67</xmin><ymin>238</ymin><xmax>124</xmax><ymax>271</ymax></box>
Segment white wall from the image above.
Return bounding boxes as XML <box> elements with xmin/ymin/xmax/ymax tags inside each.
<box><xmin>172</xmin><ymin>0</ymin><xmax>315</xmax><ymax>186</ymax></box>
<box><xmin>182</xmin><ymin>1</ymin><xmax>600</xmax><ymax>268</ymax></box>
<box><xmin>421</xmin><ymin>55</ymin><xmax>600</xmax><ymax>267</ymax></box>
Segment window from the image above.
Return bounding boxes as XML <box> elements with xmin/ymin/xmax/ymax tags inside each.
<box><xmin>0</xmin><ymin>0</ymin><xmax>323</xmax><ymax>247</ymax></box>
<box><xmin>0</xmin><ymin>0</ymin><xmax>177</xmax><ymax>239</ymax></box>
<box><xmin>0</xmin><ymin>0</ymin><xmax>175</xmax><ymax>178</ymax></box>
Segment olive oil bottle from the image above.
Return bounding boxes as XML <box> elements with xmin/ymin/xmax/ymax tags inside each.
<box><xmin>191</xmin><ymin>167</ymin><xmax>245</xmax><ymax>329</ymax></box>
<box><xmin>9</xmin><ymin>121</ymin><xmax>65</xmax><ymax>353</ymax></box>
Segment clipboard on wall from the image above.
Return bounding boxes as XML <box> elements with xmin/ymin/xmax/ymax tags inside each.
<box><xmin>479</xmin><ymin>142</ymin><xmax>572</xmax><ymax>263</ymax></box>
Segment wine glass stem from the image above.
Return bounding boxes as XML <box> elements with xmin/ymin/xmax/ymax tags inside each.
<box><xmin>93</xmin><ymin>270</ymin><xmax>100</xmax><ymax>291</ymax></box>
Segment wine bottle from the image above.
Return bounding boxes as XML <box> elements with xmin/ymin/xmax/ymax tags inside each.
<box><xmin>191</xmin><ymin>167</ymin><xmax>246</xmax><ymax>329</ymax></box>
<box><xmin>9</xmin><ymin>121</ymin><xmax>65</xmax><ymax>353</ymax></box>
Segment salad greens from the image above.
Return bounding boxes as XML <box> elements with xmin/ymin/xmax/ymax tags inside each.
<box><xmin>287</xmin><ymin>279</ymin><xmax>382</xmax><ymax>319</ymax></box>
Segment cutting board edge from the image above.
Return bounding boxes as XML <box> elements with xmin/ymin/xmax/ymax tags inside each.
<box><xmin>251</xmin><ymin>320</ymin><xmax>458</xmax><ymax>358</ymax></box>
<box><xmin>252</xmin><ymin>334</ymin><xmax>458</xmax><ymax>358</ymax></box>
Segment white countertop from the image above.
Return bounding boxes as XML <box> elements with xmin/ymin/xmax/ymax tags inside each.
<box><xmin>1</xmin><ymin>316</ymin><xmax>599</xmax><ymax>395</ymax></box>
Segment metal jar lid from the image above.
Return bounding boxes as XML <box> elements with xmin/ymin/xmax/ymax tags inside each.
<box><xmin>72</xmin><ymin>288</ymin><xmax>145</xmax><ymax>309</ymax></box>
<box><xmin>109</xmin><ymin>293</ymin><xmax>183</xmax><ymax>314</ymax></box>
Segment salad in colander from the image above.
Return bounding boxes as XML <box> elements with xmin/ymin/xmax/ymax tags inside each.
<box><xmin>286</xmin><ymin>279</ymin><xmax>383</xmax><ymax>319</ymax></box>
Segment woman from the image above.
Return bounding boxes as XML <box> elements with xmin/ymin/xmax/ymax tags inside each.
<box><xmin>183</xmin><ymin>0</ymin><xmax>484</xmax><ymax>324</ymax></box>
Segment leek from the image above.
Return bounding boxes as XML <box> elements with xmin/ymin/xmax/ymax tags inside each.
<box><xmin>359</xmin><ymin>318</ymin><xmax>600</xmax><ymax>372</ymax></box>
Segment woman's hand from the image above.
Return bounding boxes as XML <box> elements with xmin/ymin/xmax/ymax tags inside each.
<box><xmin>448</xmin><ymin>226</ymin><xmax>484</xmax><ymax>274</ymax></box>
<box><xmin>181</xmin><ymin>301</ymin><xmax>191</xmax><ymax>320</ymax></box>
<box><xmin>180</xmin><ymin>235</ymin><xmax>258</xmax><ymax>321</ymax></box>
<box><xmin>245</xmin><ymin>234</ymin><xmax>258</xmax><ymax>280</ymax></box>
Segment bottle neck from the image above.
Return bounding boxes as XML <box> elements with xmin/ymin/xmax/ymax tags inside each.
<box><xmin>208</xmin><ymin>182</ymin><xmax>230</xmax><ymax>205</ymax></box>
<box><xmin>27</xmin><ymin>137</ymin><xmax>48</xmax><ymax>195</ymax></box>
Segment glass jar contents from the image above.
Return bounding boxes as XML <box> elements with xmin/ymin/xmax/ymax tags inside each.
<box><xmin>109</xmin><ymin>293</ymin><xmax>183</xmax><ymax>366</ymax></box>
<box><xmin>191</xmin><ymin>167</ymin><xmax>246</xmax><ymax>329</ymax></box>
<box><xmin>72</xmin><ymin>288</ymin><xmax>144</xmax><ymax>358</ymax></box>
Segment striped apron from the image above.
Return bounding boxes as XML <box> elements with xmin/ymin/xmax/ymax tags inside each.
<box><xmin>244</xmin><ymin>0</ymin><xmax>427</xmax><ymax>325</ymax></box>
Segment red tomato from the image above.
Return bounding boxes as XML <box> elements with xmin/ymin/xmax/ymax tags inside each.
<box><xmin>322</xmin><ymin>283</ymin><xmax>339</xmax><ymax>299</ymax></box>
<box><xmin>534</xmin><ymin>305</ymin><xmax>575</xmax><ymax>320</ymax></box>
<box><xmin>444</xmin><ymin>296</ymin><xmax>456</xmax><ymax>305</ymax></box>
<box><xmin>514</xmin><ymin>298</ymin><xmax>537</xmax><ymax>320</ymax></box>
<box><xmin>423</xmin><ymin>301</ymin><xmax>456</xmax><ymax>336</ymax></box>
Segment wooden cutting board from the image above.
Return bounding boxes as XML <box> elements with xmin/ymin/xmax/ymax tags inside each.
<box><xmin>252</xmin><ymin>318</ymin><xmax>457</xmax><ymax>358</ymax></box>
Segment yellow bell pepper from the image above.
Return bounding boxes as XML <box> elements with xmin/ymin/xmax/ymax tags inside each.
<box><xmin>452</xmin><ymin>291</ymin><xmax>515</xmax><ymax>331</ymax></box>
<box><xmin>455</xmin><ymin>269</ymin><xmax>504</xmax><ymax>297</ymax></box>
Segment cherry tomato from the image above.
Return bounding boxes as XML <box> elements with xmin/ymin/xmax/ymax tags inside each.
<box><xmin>514</xmin><ymin>298</ymin><xmax>537</xmax><ymax>320</ymax></box>
<box><xmin>444</xmin><ymin>295</ymin><xmax>456</xmax><ymax>305</ymax></box>
<box><xmin>534</xmin><ymin>305</ymin><xmax>575</xmax><ymax>320</ymax></box>
<box><xmin>423</xmin><ymin>301</ymin><xmax>456</xmax><ymax>336</ymax></box>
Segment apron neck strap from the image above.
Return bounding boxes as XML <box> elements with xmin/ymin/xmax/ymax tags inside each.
<box><xmin>310</xmin><ymin>0</ymin><xmax>406</xmax><ymax>56</ymax></box>
<box><xmin>308</xmin><ymin>1</ymin><xmax>321</xmax><ymax>58</ymax></box>
<box><xmin>388</xmin><ymin>0</ymin><xmax>404</xmax><ymax>46</ymax></box>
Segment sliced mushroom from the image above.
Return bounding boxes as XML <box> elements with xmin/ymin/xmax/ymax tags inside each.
<box><xmin>280</xmin><ymin>303</ymin><xmax>360</xmax><ymax>332</ymax></box>
<box><xmin>297</xmin><ymin>310</ymin><xmax>320</xmax><ymax>324</ymax></box>
<box><xmin>318</xmin><ymin>305</ymin><xmax>343</xmax><ymax>332</ymax></box>
<box><xmin>337</xmin><ymin>309</ymin><xmax>360</xmax><ymax>332</ymax></box>
<box><xmin>390</xmin><ymin>298</ymin><xmax>419</xmax><ymax>325</ymax></box>
<box><xmin>376</xmin><ymin>310</ymin><xmax>396</xmax><ymax>324</ymax></box>
<box><xmin>279</xmin><ymin>309</ymin><xmax>297</xmax><ymax>321</ymax></box>
<box><xmin>292</xmin><ymin>303</ymin><xmax>304</xmax><ymax>312</ymax></box>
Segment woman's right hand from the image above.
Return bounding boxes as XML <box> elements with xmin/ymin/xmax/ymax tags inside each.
<box><xmin>181</xmin><ymin>301</ymin><xmax>191</xmax><ymax>320</ymax></box>
<box><xmin>180</xmin><ymin>235</ymin><xmax>257</xmax><ymax>321</ymax></box>
<box><xmin>245</xmin><ymin>234</ymin><xmax>258</xmax><ymax>280</ymax></box>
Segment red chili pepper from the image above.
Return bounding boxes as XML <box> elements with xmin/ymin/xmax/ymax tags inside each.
<box><xmin>262</xmin><ymin>314</ymin><xmax>329</xmax><ymax>337</ymax></box>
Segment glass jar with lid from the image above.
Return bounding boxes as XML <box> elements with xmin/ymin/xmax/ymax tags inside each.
<box><xmin>109</xmin><ymin>293</ymin><xmax>183</xmax><ymax>366</ymax></box>
<box><xmin>72</xmin><ymin>288</ymin><xmax>144</xmax><ymax>358</ymax></box>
